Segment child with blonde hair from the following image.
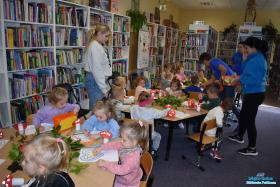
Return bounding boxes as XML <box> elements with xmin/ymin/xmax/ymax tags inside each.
<box><xmin>110</xmin><ymin>85</ymin><xmax>131</xmax><ymax>122</ymax></box>
<box><xmin>33</xmin><ymin>87</ymin><xmax>80</xmax><ymax>127</ymax></box>
<box><xmin>96</xmin><ymin>120</ymin><xmax>147</xmax><ymax>187</ymax></box>
<box><xmin>82</xmin><ymin>100</ymin><xmax>120</xmax><ymax>138</ymax></box>
<box><xmin>175</xmin><ymin>64</ymin><xmax>187</xmax><ymax>81</ymax></box>
<box><xmin>130</xmin><ymin>91</ymin><xmax>169</xmax><ymax>158</ymax></box>
<box><xmin>114</xmin><ymin>76</ymin><xmax>127</xmax><ymax>96</ymax></box>
<box><xmin>161</xmin><ymin>64</ymin><xmax>174</xmax><ymax>90</ymax></box>
<box><xmin>22</xmin><ymin>135</ymin><xmax>75</xmax><ymax>187</ymax></box>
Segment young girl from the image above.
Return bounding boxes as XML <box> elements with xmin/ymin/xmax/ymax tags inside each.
<box><xmin>82</xmin><ymin>99</ymin><xmax>120</xmax><ymax>138</ymax></box>
<box><xmin>166</xmin><ymin>78</ymin><xmax>184</xmax><ymax>97</ymax></box>
<box><xmin>134</xmin><ymin>76</ymin><xmax>148</xmax><ymax>101</ymax></box>
<box><xmin>33</xmin><ymin>87</ymin><xmax>80</xmax><ymax>127</ymax></box>
<box><xmin>161</xmin><ymin>64</ymin><xmax>174</xmax><ymax>90</ymax></box>
<box><xmin>114</xmin><ymin>76</ymin><xmax>127</xmax><ymax>97</ymax></box>
<box><xmin>96</xmin><ymin>121</ymin><xmax>147</xmax><ymax>187</ymax></box>
<box><xmin>130</xmin><ymin>91</ymin><xmax>169</xmax><ymax>158</ymax></box>
<box><xmin>22</xmin><ymin>135</ymin><xmax>75</xmax><ymax>187</ymax></box>
<box><xmin>175</xmin><ymin>65</ymin><xmax>187</xmax><ymax>82</ymax></box>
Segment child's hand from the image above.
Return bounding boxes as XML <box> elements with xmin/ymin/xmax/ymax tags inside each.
<box><xmin>83</xmin><ymin>130</ymin><xmax>90</xmax><ymax>136</ymax></box>
<box><xmin>198</xmin><ymin>93</ymin><xmax>203</xmax><ymax>100</ymax></box>
<box><xmin>73</xmin><ymin>106</ymin><xmax>80</xmax><ymax>114</ymax></box>
<box><xmin>97</xmin><ymin>159</ymin><xmax>106</xmax><ymax>167</ymax></box>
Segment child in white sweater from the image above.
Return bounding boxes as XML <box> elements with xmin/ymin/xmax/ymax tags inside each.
<box><xmin>130</xmin><ymin>91</ymin><xmax>169</xmax><ymax>158</ymax></box>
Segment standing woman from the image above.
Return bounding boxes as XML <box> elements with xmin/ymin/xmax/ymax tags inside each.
<box><xmin>83</xmin><ymin>24</ymin><xmax>112</xmax><ymax>109</ymax></box>
<box><xmin>228</xmin><ymin>37</ymin><xmax>268</xmax><ymax>156</ymax></box>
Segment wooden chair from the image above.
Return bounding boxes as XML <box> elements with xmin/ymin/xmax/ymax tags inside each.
<box><xmin>188</xmin><ymin>91</ymin><xmax>201</xmax><ymax>100</ymax></box>
<box><xmin>140</xmin><ymin>152</ymin><xmax>153</xmax><ymax>187</ymax></box>
<box><xmin>182</xmin><ymin>119</ymin><xmax>222</xmax><ymax>171</ymax></box>
<box><xmin>127</xmin><ymin>89</ymin><xmax>135</xmax><ymax>96</ymax></box>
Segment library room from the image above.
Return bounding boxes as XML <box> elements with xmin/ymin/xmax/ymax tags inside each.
<box><xmin>0</xmin><ymin>0</ymin><xmax>279</xmax><ymax>186</ymax></box>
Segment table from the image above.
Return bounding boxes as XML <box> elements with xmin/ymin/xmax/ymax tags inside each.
<box><xmin>122</xmin><ymin>105</ymin><xmax>208</xmax><ymax>161</ymax></box>
<box><xmin>0</xmin><ymin>128</ymin><xmax>115</xmax><ymax>187</ymax></box>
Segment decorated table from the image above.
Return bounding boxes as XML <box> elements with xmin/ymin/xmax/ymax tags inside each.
<box><xmin>0</xmin><ymin>127</ymin><xmax>115</xmax><ymax>187</ymax></box>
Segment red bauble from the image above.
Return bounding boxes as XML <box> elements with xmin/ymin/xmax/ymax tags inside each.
<box><xmin>167</xmin><ymin>109</ymin><xmax>176</xmax><ymax>118</ymax></box>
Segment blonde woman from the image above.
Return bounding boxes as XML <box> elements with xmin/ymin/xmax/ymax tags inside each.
<box><xmin>83</xmin><ymin>23</ymin><xmax>112</xmax><ymax>109</ymax></box>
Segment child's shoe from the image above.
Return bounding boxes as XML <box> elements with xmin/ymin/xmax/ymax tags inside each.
<box><xmin>210</xmin><ymin>149</ymin><xmax>222</xmax><ymax>160</ymax></box>
<box><xmin>163</xmin><ymin>123</ymin><xmax>168</xmax><ymax>128</ymax></box>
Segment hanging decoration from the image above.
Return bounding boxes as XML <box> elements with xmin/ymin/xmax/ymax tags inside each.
<box><xmin>244</xmin><ymin>0</ymin><xmax>256</xmax><ymax>22</ymax></box>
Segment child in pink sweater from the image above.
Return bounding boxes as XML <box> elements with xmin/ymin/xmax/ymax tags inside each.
<box><xmin>96</xmin><ymin>120</ymin><xmax>147</xmax><ymax>187</ymax></box>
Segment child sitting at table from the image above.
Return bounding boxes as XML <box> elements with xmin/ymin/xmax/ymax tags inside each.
<box><xmin>110</xmin><ymin>85</ymin><xmax>131</xmax><ymax>122</ymax></box>
<box><xmin>22</xmin><ymin>135</ymin><xmax>75</xmax><ymax>187</ymax></box>
<box><xmin>114</xmin><ymin>76</ymin><xmax>127</xmax><ymax>97</ymax></box>
<box><xmin>82</xmin><ymin>100</ymin><xmax>120</xmax><ymax>138</ymax></box>
<box><xmin>166</xmin><ymin>78</ymin><xmax>184</xmax><ymax>97</ymax></box>
<box><xmin>130</xmin><ymin>91</ymin><xmax>169</xmax><ymax>158</ymax></box>
<box><xmin>134</xmin><ymin>76</ymin><xmax>148</xmax><ymax>101</ymax></box>
<box><xmin>201</xmin><ymin>97</ymin><xmax>233</xmax><ymax>160</ymax></box>
<box><xmin>175</xmin><ymin>64</ymin><xmax>187</xmax><ymax>82</ymax></box>
<box><xmin>96</xmin><ymin>120</ymin><xmax>147</xmax><ymax>187</ymax></box>
<box><xmin>201</xmin><ymin>83</ymin><xmax>221</xmax><ymax>111</ymax></box>
<box><xmin>161</xmin><ymin>64</ymin><xmax>174</xmax><ymax>90</ymax></box>
<box><xmin>183</xmin><ymin>75</ymin><xmax>203</xmax><ymax>95</ymax></box>
<box><xmin>33</xmin><ymin>87</ymin><xmax>80</xmax><ymax>128</ymax></box>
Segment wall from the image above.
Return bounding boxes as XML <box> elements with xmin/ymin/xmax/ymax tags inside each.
<box><xmin>179</xmin><ymin>9</ymin><xmax>280</xmax><ymax>31</ymax></box>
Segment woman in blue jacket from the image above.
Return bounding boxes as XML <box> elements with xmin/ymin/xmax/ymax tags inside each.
<box><xmin>228</xmin><ymin>37</ymin><xmax>268</xmax><ymax>156</ymax></box>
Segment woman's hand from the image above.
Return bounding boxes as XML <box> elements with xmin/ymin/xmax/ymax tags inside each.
<box><xmin>73</xmin><ymin>106</ymin><xmax>80</xmax><ymax>114</ymax></box>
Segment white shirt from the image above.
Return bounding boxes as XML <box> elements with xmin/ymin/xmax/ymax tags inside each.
<box><xmin>202</xmin><ymin>106</ymin><xmax>224</xmax><ymax>137</ymax></box>
<box><xmin>83</xmin><ymin>40</ymin><xmax>112</xmax><ymax>94</ymax></box>
<box><xmin>130</xmin><ymin>105</ymin><xmax>169</xmax><ymax>124</ymax></box>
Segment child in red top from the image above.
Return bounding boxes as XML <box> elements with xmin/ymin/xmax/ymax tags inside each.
<box><xmin>96</xmin><ymin>121</ymin><xmax>147</xmax><ymax>187</ymax></box>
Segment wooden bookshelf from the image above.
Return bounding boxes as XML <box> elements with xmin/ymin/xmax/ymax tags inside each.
<box><xmin>0</xmin><ymin>0</ymin><xmax>130</xmax><ymax>127</ymax></box>
<box><xmin>184</xmin><ymin>23</ymin><xmax>218</xmax><ymax>74</ymax></box>
<box><xmin>216</xmin><ymin>32</ymin><xmax>238</xmax><ymax>65</ymax></box>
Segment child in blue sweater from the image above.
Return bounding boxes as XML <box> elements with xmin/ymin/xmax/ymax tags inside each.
<box><xmin>82</xmin><ymin>100</ymin><xmax>120</xmax><ymax>138</ymax></box>
<box><xmin>183</xmin><ymin>75</ymin><xmax>203</xmax><ymax>94</ymax></box>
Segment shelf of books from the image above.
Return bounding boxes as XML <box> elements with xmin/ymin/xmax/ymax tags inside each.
<box><xmin>170</xmin><ymin>28</ymin><xmax>179</xmax><ymax>64</ymax></box>
<box><xmin>164</xmin><ymin>27</ymin><xmax>172</xmax><ymax>65</ymax></box>
<box><xmin>179</xmin><ymin>31</ymin><xmax>186</xmax><ymax>63</ymax></box>
<box><xmin>237</xmin><ymin>23</ymin><xmax>262</xmax><ymax>43</ymax></box>
<box><xmin>185</xmin><ymin>22</ymin><xmax>218</xmax><ymax>74</ymax></box>
<box><xmin>112</xmin><ymin>14</ymin><xmax>130</xmax><ymax>75</ymax></box>
<box><xmin>0</xmin><ymin>0</ymin><xmax>130</xmax><ymax>127</ymax></box>
<box><xmin>216</xmin><ymin>32</ymin><xmax>238</xmax><ymax>65</ymax></box>
<box><xmin>157</xmin><ymin>24</ymin><xmax>166</xmax><ymax>72</ymax></box>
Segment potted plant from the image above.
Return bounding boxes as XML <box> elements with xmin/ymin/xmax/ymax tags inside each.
<box><xmin>223</xmin><ymin>24</ymin><xmax>237</xmax><ymax>38</ymax></box>
<box><xmin>126</xmin><ymin>9</ymin><xmax>147</xmax><ymax>33</ymax></box>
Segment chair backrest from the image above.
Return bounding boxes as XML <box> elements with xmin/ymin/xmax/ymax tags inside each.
<box><xmin>202</xmin><ymin>119</ymin><xmax>217</xmax><ymax>131</ymax></box>
<box><xmin>140</xmin><ymin>152</ymin><xmax>153</xmax><ymax>187</ymax></box>
<box><xmin>188</xmin><ymin>91</ymin><xmax>200</xmax><ymax>100</ymax></box>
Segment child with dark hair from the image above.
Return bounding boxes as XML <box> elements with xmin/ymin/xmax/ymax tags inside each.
<box><xmin>228</xmin><ymin>37</ymin><xmax>268</xmax><ymax>156</ymax></box>
<box><xmin>166</xmin><ymin>78</ymin><xmax>184</xmax><ymax>97</ymax></box>
<box><xmin>202</xmin><ymin>97</ymin><xmax>233</xmax><ymax>160</ymax></box>
<box><xmin>231</xmin><ymin>41</ymin><xmax>246</xmax><ymax>75</ymax></box>
<box><xmin>183</xmin><ymin>75</ymin><xmax>203</xmax><ymax>94</ymax></box>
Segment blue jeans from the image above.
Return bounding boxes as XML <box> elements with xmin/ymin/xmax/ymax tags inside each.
<box><xmin>85</xmin><ymin>72</ymin><xmax>104</xmax><ymax>109</ymax></box>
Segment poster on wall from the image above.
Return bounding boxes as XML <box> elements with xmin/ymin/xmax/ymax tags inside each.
<box><xmin>137</xmin><ymin>30</ymin><xmax>150</xmax><ymax>69</ymax></box>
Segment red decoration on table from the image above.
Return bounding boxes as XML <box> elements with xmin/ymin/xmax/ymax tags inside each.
<box><xmin>167</xmin><ymin>109</ymin><xmax>176</xmax><ymax>118</ymax></box>
<box><xmin>188</xmin><ymin>99</ymin><xmax>195</xmax><ymax>109</ymax></box>
<box><xmin>165</xmin><ymin>104</ymin><xmax>173</xmax><ymax>109</ymax></box>
<box><xmin>0</xmin><ymin>130</ymin><xmax>3</xmax><ymax>139</ymax></box>
<box><xmin>14</xmin><ymin>123</ymin><xmax>27</xmax><ymax>131</ymax></box>
<box><xmin>100</xmin><ymin>131</ymin><xmax>113</xmax><ymax>139</ymax></box>
<box><xmin>2</xmin><ymin>174</ymin><xmax>12</xmax><ymax>187</ymax></box>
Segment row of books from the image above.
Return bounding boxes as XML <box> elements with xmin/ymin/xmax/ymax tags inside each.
<box><xmin>90</xmin><ymin>14</ymin><xmax>112</xmax><ymax>26</ymax></box>
<box><xmin>150</xmin><ymin>37</ymin><xmax>157</xmax><ymax>47</ymax></box>
<box><xmin>184</xmin><ymin>61</ymin><xmax>198</xmax><ymax>72</ymax></box>
<box><xmin>57</xmin><ymin>67</ymin><xmax>85</xmax><ymax>85</ymax></box>
<box><xmin>5</xmin><ymin>26</ymin><xmax>52</xmax><ymax>48</ymax></box>
<box><xmin>10</xmin><ymin>95</ymin><xmax>46</xmax><ymax>123</ymax></box>
<box><xmin>55</xmin><ymin>28</ymin><xmax>87</xmax><ymax>46</ymax></box>
<box><xmin>56</xmin><ymin>5</ymin><xmax>87</xmax><ymax>27</ymax></box>
<box><xmin>149</xmin><ymin>56</ymin><xmax>157</xmax><ymax>68</ymax></box>
<box><xmin>113</xmin><ymin>33</ymin><xmax>129</xmax><ymax>47</ymax></box>
<box><xmin>56</xmin><ymin>49</ymin><xmax>83</xmax><ymax>65</ymax></box>
<box><xmin>90</xmin><ymin>0</ymin><xmax>110</xmax><ymax>11</ymax></box>
<box><xmin>187</xmin><ymin>35</ymin><xmax>207</xmax><ymax>47</ymax></box>
<box><xmin>148</xmin><ymin>24</ymin><xmax>157</xmax><ymax>36</ymax></box>
<box><xmin>6</xmin><ymin>50</ymin><xmax>54</xmax><ymax>71</ymax></box>
<box><xmin>112</xmin><ymin>48</ymin><xmax>127</xmax><ymax>59</ymax></box>
<box><xmin>158</xmin><ymin>26</ymin><xmax>165</xmax><ymax>37</ymax></box>
<box><xmin>112</xmin><ymin>60</ymin><xmax>127</xmax><ymax>75</ymax></box>
<box><xmin>9</xmin><ymin>69</ymin><xmax>54</xmax><ymax>99</ymax></box>
<box><xmin>4</xmin><ymin>0</ymin><xmax>52</xmax><ymax>23</ymax></box>
<box><xmin>185</xmin><ymin>47</ymin><xmax>203</xmax><ymax>59</ymax></box>
<box><xmin>149</xmin><ymin>48</ymin><xmax>157</xmax><ymax>56</ymax></box>
<box><xmin>113</xmin><ymin>16</ymin><xmax>129</xmax><ymax>32</ymax></box>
